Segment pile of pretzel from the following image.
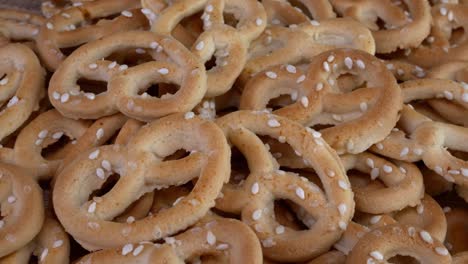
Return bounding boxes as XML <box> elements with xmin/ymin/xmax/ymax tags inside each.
<box><xmin>1</xmin><ymin>0</ymin><xmax>468</xmax><ymax>263</ymax></box>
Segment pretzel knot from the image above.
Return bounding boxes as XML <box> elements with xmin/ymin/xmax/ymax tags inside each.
<box><xmin>0</xmin><ymin>9</ymin><xmax>44</xmax><ymax>46</ymax></box>
<box><xmin>53</xmin><ymin>114</ymin><xmax>230</xmax><ymax>250</ymax></box>
<box><xmin>241</xmin><ymin>48</ymin><xmax>402</xmax><ymax>154</ymax></box>
<box><xmin>75</xmin><ymin>218</ymin><xmax>262</xmax><ymax>263</ymax></box>
<box><xmin>0</xmin><ymin>44</ymin><xmax>45</xmax><ymax>143</ymax></box>
<box><xmin>0</xmin><ymin>164</ymin><xmax>45</xmax><ymax>258</ymax></box>
<box><xmin>346</xmin><ymin>224</ymin><xmax>451</xmax><ymax>263</ymax></box>
<box><xmin>48</xmin><ymin>31</ymin><xmax>206</xmax><ymax>121</ymax></box>
<box><xmin>214</xmin><ymin>111</ymin><xmax>354</xmax><ymax>262</ymax></box>
<box><xmin>330</xmin><ymin>0</ymin><xmax>431</xmax><ymax>53</ymax></box>
<box><xmin>37</xmin><ymin>0</ymin><xmax>148</xmax><ymax>71</ymax></box>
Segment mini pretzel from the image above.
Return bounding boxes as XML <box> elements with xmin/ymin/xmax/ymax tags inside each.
<box><xmin>346</xmin><ymin>224</ymin><xmax>451</xmax><ymax>264</ymax></box>
<box><xmin>0</xmin><ymin>9</ymin><xmax>44</xmax><ymax>45</ymax></box>
<box><xmin>0</xmin><ymin>217</ymin><xmax>70</xmax><ymax>264</ymax></box>
<box><xmin>406</xmin><ymin>3</ymin><xmax>468</xmax><ymax>67</ymax></box>
<box><xmin>53</xmin><ymin>113</ymin><xmax>230</xmax><ymax>250</ymax></box>
<box><xmin>262</xmin><ymin>0</ymin><xmax>336</xmax><ymax>26</ymax></box>
<box><xmin>241</xmin><ymin>48</ymin><xmax>402</xmax><ymax>154</ymax></box>
<box><xmin>330</xmin><ymin>0</ymin><xmax>431</xmax><ymax>53</ymax></box>
<box><xmin>36</xmin><ymin>0</ymin><xmax>148</xmax><ymax>70</ymax></box>
<box><xmin>0</xmin><ymin>44</ymin><xmax>45</xmax><ymax>143</ymax></box>
<box><xmin>215</xmin><ymin>111</ymin><xmax>354</xmax><ymax>262</ymax></box>
<box><xmin>75</xmin><ymin>218</ymin><xmax>262</xmax><ymax>264</ymax></box>
<box><xmin>48</xmin><ymin>31</ymin><xmax>206</xmax><ymax>121</ymax></box>
<box><xmin>241</xmin><ymin>18</ymin><xmax>375</xmax><ymax>84</ymax></box>
<box><xmin>0</xmin><ymin>163</ymin><xmax>44</xmax><ymax>258</ymax></box>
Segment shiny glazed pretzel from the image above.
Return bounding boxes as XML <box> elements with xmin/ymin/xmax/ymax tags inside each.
<box><xmin>53</xmin><ymin>113</ymin><xmax>230</xmax><ymax>250</ymax></box>
<box><xmin>0</xmin><ymin>9</ymin><xmax>44</xmax><ymax>46</ymax></box>
<box><xmin>215</xmin><ymin>111</ymin><xmax>354</xmax><ymax>262</ymax></box>
<box><xmin>330</xmin><ymin>0</ymin><xmax>431</xmax><ymax>53</ymax></box>
<box><xmin>241</xmin><ymin>48</ymin><xmax>402</xmax><ymax>154</ymax></box>
<box><xmin>48</xmin><ymin>31</ymin><xmax>206</xmax><ymax>121</ymax></box>
<box><xmin>241</xmin><ymin>18</ymin><xmax>375</xmax><ymax>84</ymax></box>
<box><xmin>75</xmin><ymin>218</ymin><xmax>262</xmax><ymax>264</ymax></box>
<box><xmin>0</xmin><ymin>163</ymin><xmax>44</xmax><ymax>258</ymax></box>
<box><xmin>37</xmin><ymin>0</ymin><xmax>147</xmax><ymax>70</ymax></box>
<box><xmin>0</xmin><ymin>44</ymin><xmax>45</xmax><ymax>143</ymax></box>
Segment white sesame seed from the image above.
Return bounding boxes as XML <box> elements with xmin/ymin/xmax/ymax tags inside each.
<box><xmin>443</xmin><ymin>91</ymin><xmax>453</xmax><ymax>100</ymax></box>
<box><xmin>370</xmin><ymin>168</ymin><xmax>380</xmax><ymax>180</ymax></box>
<box><xmin>195</xmin><ymin>41</ymin><xmax>205</xmax><ymax>51</ymax></box>
<box><xmin>356</xmin><ymin>60</ymin><xmax>365</xmax><ymax>69</ymax></box>
<box><xmin>338</xmin><ymin>180</ymin><xmax>349</xmax><ymax>190</ymax></box>
<box><xmin>370</xmin><ymin>215</ymin><xmax>382</xmax><ymax>224</ymax></box>
<box><xmin>255</xmin><ymin>18</ymin><xmax>263</xmax><ymax>26</ymax></box>
<box><xmin>96</xmin><ymin>128</ymin><xmax>104</xmax><ymax>140</ymax></box>
<box><xmin>326</xmin><ymin>169</ymin><xmax>335</xmax><ymax>177</ymax></box>
<box><xmin>327</xmin><ymin>55</ymin><xmax>335</xmax><ymax>62</ymax></box>
<box><xmin>118</xmin><ymin>65</ymin><xmax>129</xmax><ymax>71</ymax></box>
<box><xmin>52</xmin><ymin>240</ymin><xmax>63</xmax><ymax>248</ymax></box>
<box><xmin>46</xmin><ymin>22</ymin><xmax>54</xmax><ymax>30</ymax></box>
<box><xmin>6</xmin><ymin>96</ymin><xmax>18</xmax><ymax>108</ymax></box>
<box><xmin>448</xmin><ymin>11</ymin><xmax>454</xmax><ymax>21</ymax></box>
<box><xmin>52</xmin><ymin>92</ymin><xmax>61</xmax><ymax>100</ymax></box>
<box><xmin>291</xmin><ymin>91</ymin><xmax>298</xmax><ymax>101</ymax></box>
<box><xmin>88</xmin><ymin>63</ymin><xmax>98</xmax><ymax>70</ymax></box>
<box><xmin>370</xmin><ymin>251</ymin><xmax>384</xmax><ymax>260</ymax></box>
<box><xmin>252</xmin><ymin>209</ymin><xmax>262</xmax><ymax>220</ymax></box>
<box><xmin>440</xmin><ymin>7</ymin><xmax>448</xmax><ymax>16</ymax></box>
<box><xmin>122</xmin><ymin>244</ymin><xmax>133</xmax><ymax>255</ymax></box>
<box><xmin>461</xmin><ymin>168</ymin><xmax>468</xmax><ymax>177</ymax></box>
<box><xmin>251</xmin><ymin>182</ymin><xmax>259</xmax><ymax>194</ymax></box>
<box><xmin>400</xmin><ymin>147</ymin><xmax>409</xmax><ymax>157</ymax></box>
<box><xmin>96</xmin><ymin>168</ymin><xmax>105</xmax><ymax>179</ymax></box>
<box><xmin>265</xmin><ymin>71</ymin><xmax>277</xmax><ymax>79</ymax></box>
<box><xmin>310</xmin><ymin>20</ymin><xmax>320</xmax><ymax>26</ymax></box>
<box><xmin>344</xmin><ymin>57</ymin><xmax>353</xmax><ymax>69</ymax></box>
<box><xmin>300</xmin><ymin>96</ymin><xmax>309</xmax><ymax>108</ymax></box>
<box><xmin>0</xmin><ymin>220</ymin><xmax>4</xmax><ymax>229</ymax></box>
<box><xmin>413</xmin><ymin>148</ymin><xmax>423</xmax><ymax>155</ymax></box>
<box><xmin>366</xmin><ymin>158</ymin><xmax>375</xmax><ymax>168</ymax></box>
<box><xmin>206</xmin><ymin>4</ymin><xmax>213</xmax><ymax>12</ymax></box>
<box><xmin>323</xmin><ymin>61</ymin><xmax>330</xmax><ymax>72</ymax></box>
<box><xmin>150</xmin><ymin>42</ymin><xmax>159</xmax><ymax>49</ymax></box>
<box><xmin>121</xmin><ymin>11</ymin><xmax>133</xmax><ymax>17</ymax></box>
<box><xmin>338</xmin><ymin>203</ymin><xmax>347</xmax><ymax>216</ymax></box>
<box><xmin>88</xmin><ymin>202</ymin><xmax>96</xmax><ymax>213</ymax></box>
<box><xmin>206</xmin><ymin>231</ymin><xmax>216</xmax><ymax>245</ymax></box>
<box><xmin>416</xmin><ymin>204</ymin><xmax>424</xmax><ymax>214</ymax></box>
<box><xmin>443</xmin><ymin>206</ymin><xmax>451</xmax><ymax>213</ymax></box>
<box><xmin>88</xmin><ymin>149</ymin><xmax>100</xmax><ymax>160</ymax></box>
<box><xmin>408</xmin><ymin>226</ymin><xmax>416</xmax><ymax>237</ymax></box>
<box><xmin>434</xmin><ymin>166</ymin><xmax>443</xmax><ymax>175</ymax></box>
<box><xmin>435</xmin><ymin>247</ymin><xmax>449</xmax><ymax>256</ymax></box>
<box><xmin>101</xmin><ymin>160</ymin><xmax>111</xmax><ymax>171</ymax></box>
<box><xmin>40</xmin><ymin>248</ymin><xmax>49</xmax><ymax>262</ymax></box>
<box><xmin>62</xmin><ymin>13</ymin><xmax>71</xmax><ymax>18</ymax></box>
<box><xmin>216</xmin><ymin>243</ymin><xmax>229</xmax><ymax>250</ymax></box>
<box><xmin>448</xmin><ymin>169</ymin><xmax>460</xmax><ymax>175</ymax></box>
<box><xmin>52</xmin><ymin>131</ymin><xmax>63</xmax><ymax>139</ymax></box>
<box><xmin>400</xmin><ymin>166</ymin><xmax>407</xmax><ymax>174</ymax></box>
<box><xmin>60</xmin><ymin>93</ymin><xmax>69</xmax><ymax>103</ymax></box>
<box><xmin>383</xmin><ymin>165</ymin><xmax>393</xmax><ymax>173</ymax></box>
<box><xmin>359</xmin><ymin>102</ymin><xmax>368</xmax><ymax>112</ymax></box>
<box><xmin>0</xmin><ymin>77</ymin><xmax>8</xmax><ymax>86</ymax></box>
<box><xmin>184</xmin><ymin>112</ymin><xmax>195</xmax><ymax>119</ymax></box>
<box><xmin>296</xmin><ymin>75</ymin><xmax>306</xmax><ymax>83</ymax></box>
<box><xmin>338</xmin><ymin>221</ymin><xmax>347</xmax><ymax>230</ymax></box>
<box><xmin>376</xmin><ymin>143</ymin><xmax>384</xmax><ymax>150</ymax></box>
<box><xmin>35</xmin><ymin>139</ymin><xmax>43</xmax><ymax>146</ymax></box>
<box><xmin>7</xmin><ymin>196</ymin><xmax>16</xmax><ymax>203</ymax></box>
<box><xmin>296</xmin><ymin>187</ymin><xmax>305</xmax><ymax>199</ymax></box>
<box><xmin>262</xmin><ymin>237</ymin><xmax>276</xmax><ymax>247</ymax></box>
<box><xmin>419</xmin><ymin>230</ymin><xmax>433</xmax><ymax>244</ymax></box>
<box><xmin>38</xmin><ymin>129</ymin><xmax>48</xmax><ymax>139</ymax></box>
<box><xmin>158</xmin><ymin>68</ymin><xmax>169</xmax><ymax>75</ymax></box>
<box><xmin>132</xmin><ymin>245</ymin><xmax>144</xmax><ymax>256</ymax></box>
<box><xmin>267</xmin><ymin>118</ymin><xmax>281</xmax><ymax>128</ymax></box>
<box><xmin>275</xmin><ymin>225</ymin><xmax>285</xmax><ymax>234</ymax></box>
<box><xmin>315</xmin><ymin>82</ymin><xmax>324</xmax><ymax>91</ymax></box>
<box><xmin>286</xmin><ymin>64</ymin><xmax>296</xmax><ymax>73</ymax></box>
<box><xmin>127</xmin><ymin>216</ymin><xmax>135</xmax><ymax>223</ymax></box>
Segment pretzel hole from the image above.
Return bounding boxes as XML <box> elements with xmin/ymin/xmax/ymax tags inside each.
<box><xmin>151</xmin><ymin>185</ymin><xmax>193</xmax><ymax>214</ymax></box>
<box><xmin>88</xmin><ymin>172</ymin><xmax>120</xmax><ymax>199</ymax></box>
<box><xmin>447</xmin><ymin>149</ymin><xmax>468</xmax><ymax>161</ymax></box>
<box><xmin>229</xmin><ymin>147</ymin><xmax>250</xmax><ymax>185</ymax></box>
<box><xmin>137</xmin><ymin>83</ymin><xmax>180</xmax><ymax>98</ymax></box>
<box><xmin>204</xmin><ymin>54</ymin><xmax>217</xmax><ymax>71</ymax></box>
<box><xmin>388</xmin><ymin>255</ymin><xmax>419</xmax><ymax>264</ymax></box>
<box><xmin>450</xmin><ymin>27</ymin><xmax>465</xmax><ymax>45</ymax></box>
<box><xmin>77</xmin><ymin>78</ymin><xmax>108</xmax><ymax>95</ymax></box>
<box><xmin>223</xmin><ymin>12</ymin><xmax>240</xmax><ymax>28</ymax></box>
<box><xmin>163</xmin><ymin>149</ymin><xmax>190</xmax><ymax>161</ymax></box>
<box><xmin>274</xmin><ymin>199</ymin><xmax>310</xmax><ymax>230</ymax></box>
<box><xmin>89</xmin><ymin>13</ymin><xmax>122</xmax><ymax>25</ymax></box>
<box><xmin>266</xmin><ymin>94</ymin><xmax>295</xmax><ymax>111</ymax></box>
<box><xmin>288</xmin><ymin>0</ymin><xmax>313</xmax><ymax>18</ymax></box>
<box><xmin>60</xmin><ymin>44</ymin><xmax>84</xmax><ymax>56</ymax></box>
<box><xmin>41</xmin><ymin>133</ymin><xmax>73</xmax><ymax>160</ymax></box>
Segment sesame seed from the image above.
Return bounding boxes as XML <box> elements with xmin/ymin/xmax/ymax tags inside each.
<box><xmin>96</xmin><ymin>168</ymin><xmax>105</xmax><ymax>179</ymax></box>
<box><xmin>158</xmin><ymin>68</ymin><xmax>169</xmax><ymax>75</ymax></box>
<box><xmin>383</xmin><ymin>165</ymin><xmax>392</xmax><ymax>173</ymax></box>
<box><xmin>316</xmin><ymin>82</ymin><xmax>324</xmax><ymax>91</ymax></box>
<box><xmin>310</xmin><ymin>20</ymin><xmax>320</xmax><ymax>26</ymax></box>
<box><xmin>435</xmin><ymin>247</ymin><xmax>448</xmax><ymax>256</ymax></box>
<box><xmin>0</xmin><ymin>77</ymin><xmax>8</xmax><ymax>86</ymax></box>
<box><xmin>370</xmin><ymin>168</ymin><xmax>380</xmax><ymax>180</ymax></box>
<box><xmin>62</xmin><ymin>13</ymin><xmax>71</xmax><ymax>18</ymax></box>
<box><xmin>416</xmin><ymin>204</ymin><xmax>424</xmax><ymax>214</ymax></box>
<box><xmin>323</xmin><ymin>61</ymin><xmax>330</xmax><ymax>72</ymax></box>
<box><xmin>252</xmin><ymin>209</ymin><xmax>262</xmax><ymax>220</ymax></box>
<box><xmin>370</xmin><ymin>215</ymin><xmax>382</xmax><ymax>224</ymax></box>
<box><xmin>413</xmin><ymin>148</ymin><xmax>423</xmax><ymax>155</ymax></box>
<box><xmin>448</xmin><ymin>169</ymin><xmax>459</xmax><ymax>175</ymax></box>
<box><xmin>40</xmin><ymin>248</ymin><xmax>48</xmax><ymax>262</ymax></box>
<box><xmin>96</xmin><ymin>128</ymin><xmax>104</xmax><ymax>140</ymax></box>
<box><xmin>440</xmin><ymin>7</ymin><xmax>448</xmax><ymax>16</ymax></box>
<box><xmin>122</xmin><ymin>244</ymin><xmax>133</xmax><ymax>255</ymax></box>
<box><xmin>46</xmin><ymin>22</ymin><xmax>54</xmax><ymax>30</ymax></box>
<box><xmin>338</xmin><ymin>203</ymin><xmax>347</xmax><ymax>216</ymax></box>
<box><xmin>296</xmin><ymin>75</ymin><xmax>306</xmax><ymax>83</ymax></box>
<box><xmin>461</xmin><ymin>168</ymin><xmax>468</xmax><ymax>177</ymax></box>
<box><xmin>60</xmin><ymin>93</ymin><xmax>69</xmax><ymax>103</ymax></box>
<box><xmin>443</xmin><ymin>206</ymin><xmax>451</xmax><ymax>213</ymax></box>
<box><xmin>448</xmin><ymin>11</ymin><xmax>454</xmax><ymax>21</ymax></box>
<box><xmin>85</xmin><ymin>93</ymin><xmax>95</xmax><ymax>100</ymax></box>
<box><xmin>300</xmin><ymin>96</ymin><xmax>309</xmax><ymax>107</ymax></box>
<box><xmin>291</xmin><ymin>91</ymin><xmax>298</xmax><ymax>101</ymax></box>
<box><xmin>88</xmin><ymin>149</ymin><xmax>100</xmax><ymax>160</ymax></box>
<box><xmin>278</xmin><ymin>136</ymin><xmax>286</xmax><ymax>143</ymax></box>
<box><xmin>251</xmin><ymin>182</ymin><xmax>259</xmax><ymax>194</ymax></box>
<box><xmin>206</xmin><ymin>231</ymin><xmax>216</xmax><ymax>245</ymax></box>
<box><xmin>52</xmin><ymin>240</ymin><xmax>63</xmax><ymax>248</ymax></box>
<box><xmin>327</xmin><ymin>55</ymin><xmax>335</xmax><ymax>62</ymax></box>
<box><xmin>370</xmin><ymin>251</ymin><xmax>384</xmax><ymax>260</ymax></box>
<box><xmin>400</xmin><ymin>147</ymin><xmax>409</xmax><ymax>157</ymax></box>
<box><xmin>108</xmin><ymin>61</ymin><xmax>117</xmax><ymax>69</ymax></box>
<box><xmin>338</xmin><ymin>180</ymin><xmax>349</xmax><ymax>190</ymax></box>
<box><xmin>88</xmin><ymin>63</ymin><xmax>98</xmax><ymax>69</ymax></box>
<box><xmin>101</xmin><ymin>160</ymin><xmax>111</xmax><ymax>171</ymax></box>
<box><xmin>275</xmin><ymin>225</ymin><xmax>285</xmax><ymax>235</ymax></box>
<box><xmin>195</xmin><ymin>41</ymin><xmax>204</xmax><ymax>51</ymax></box>
<box><xmin>206</xmin><ymin>5</ymin><xmax>213</xmax><ymax>12</ymax></box>
<box><xmin>400</xmin><ymin>166</ymin><xmax>407</xmax><ymax>174</ymax></box>
<box><xmin>366</xmin><ymin>158</ymin><xmax>375</xmax><ymax>168</ymax></box>
<box><xmin>265</xmin><ymin>71</ymin><xmax>277</xmax><ymax>79</ymax></box>
<box><xmin>376</xmin><ymin>143</ymin><xmax>384</xmax><ymax>150</ymax></box>
<box><xmin>434</xmin><ymin>166</ymin><xmax>443</xmax><ymax>175</ymax></box>
<box><xmin>38</xmin><ymin>129</ymin><xmax>48</xmax><ymax>139</ymax></box>
<box><xmin>286</xmin><ymin>64</ymin><xmax>296</xmax><ymax>73</ymax></box>
<box><xmin>150</xmin><ymin>42</ymin><xmax>159</xmax><ymax>49</ymax></box>
<box><xmin>296</xmin><ymin>187</ymin><xmax>305</xmax><ymax>199</ymax></box>
<box><xmin>344</xmin><ymin>57</ymin><xmax>353</xmax><ymax>69</ymax></box>
<box><xmin>356</xmin><ymin>60</ymin><xmax>365</xmax><ymax>69</ymax></box>
<box><xmin>443</xmin><ymin>91</ymin><xmax>453</xmax><ymax>100</ymax></box>
<box><xmin>52</xmin><ymin>132</ymin><xmax>63</xmax><ymax>139</ymax></box>
<box><xmin>408</xmin><ymin>226</ymin><xmax>416</xmax><ymax>237</ymax></box>
<box><xmin>419</xmin><ymin>230</ymin><xmax>433</xmax><ymax>244</ymax></box>
<box><xmin>88</xmin><ymin>202</ymin><xmax>96</xmax><ymax>213</ymax></box>
<box><xmin>338</xmin><ymin>221</ymin><xmax>347</xmax><ymax>230</ymax></box>
<box><xmin>326</xmin><ymin>169</ymin><xmax>335</xmax><ymax>177</ymax></box>
<box><xmin>121</xmin><ymin>11</ymin><xmax>133</xmax><ymax>17</ymax></box>
<box><xmin>267</xmin><ymin>118</ymin><xmax>281</xmax><ymax>128</ymax></box>
<box><xmin>184</xmin><ymin>112</ymin><xmax>195</xmax><ymax>119</ymax></box>
<box><xmin>462</xmin><ymin>93</ymin><xmax>468</xmax><ymax>102</ymax></box>
<box><xmin>216</xmin><ymin>244</ymin><xmax>229</xmax><ymax>250</ymax></box>
<box><xmin>255</xmin><ymin>18</ymin><xmax>263</xmax><ymax>26</ymax></box>
<box><xmin>127</xmin><ymin>216</ymin><xmax>135</xmax><ymax>223</ymax></box>
<box><xmin>7</xmin><ymin>196</ymin><xmax>16</xmax><ymax>203</ymax></box>
<box><xmin>262</xmin><ymin>237</ymin><xmax>276</xmax><ymax>247</ymax></box>
<box><xmin>35</xmin><ymin>139</ymin><xmax>43</xmax><ymax>145</ymax></box>
<box><xmin>133</xmin><ymin>245</ymin><xmax>144</xmax><ymax>256</ymax></box>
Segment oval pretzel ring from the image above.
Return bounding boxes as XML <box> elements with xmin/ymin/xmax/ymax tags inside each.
<box><xmin>75</xmin><ymin>218</ymin><xmax>262</xmax><ymax>264</ymax></box>
<box><xmin>0</xmin><ymin>163</ymin><xmax>44</xmax><ymax>258</ymax></box>
<box><xmin>53</xmin><ymin>113</ymin><xmax>230</xmax><ymax>250</ymax></box>
<box><xmin>215</xmin><ymin>110</ymin><xmax>354</xmax><ymax>262</ymax></box>
<box><xmin>346</xmin><ymin>224</ymin><xmax>451</xmax><ymax>264</ymax></box>
<box><xmin>241</xmin><ymin>48</ymin><xmax>402</xmax><ymax>154</ymax></box>
<box><xmin>36</xmin><ymin>0</ymin><xmax>147</xmax><ymax>70</ymax></box>
<box><xmin>49</xmin><ymin>31</ymin><xmax>206</xmax><ymax>121</ymax></box>
<box><xmin>0</xmin><ymin>44</ymin><xmax>45</xmax><ymax>143</ymax></box>
<box><xmin>330</xmin><ymin>0</ymin><xmax>431</xmax><ymax>53</ymax></box>
<box><xmin>0</xmin><ymin>9</ymin><xmax>44</xmax><ymax>46</ymax></box>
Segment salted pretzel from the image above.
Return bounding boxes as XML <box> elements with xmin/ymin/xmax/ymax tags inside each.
<box><xmin>346</xmin><ymin>224</ymin><xmax>451</xmax><ymax>263</ymax></box>
<box><xmin>53</xmin><ymin>113</ymin><xmax>230</xmax><ymax>250</ymax></box>
<box><xmin>0</xmin><ymin>9</ymin><xmax>44</xmax><ymax>46</ymax></box>
<box><xmin>48</xmin><ymin>31</ymin><xmax>206</xmax><ymax>121</ymax></box>
<box><xmin>330</xmin><ymin>0</ymin><xmax>431</xmax><ymax>53</ymax></box>
<box><xmin>36</xmin><ymin>0</ymin><xmax>148</xmax><ymax>70</ymax></box>
<box><xmin>241</xmin><ymin>48</ymin><xmax>402</xmax><ymax>154</ymax></box>
<box><xmin>75</xmin><ymin>218</ymin><xmax>262</xmax><ymax>264</ymax></box>
<box><xmin>406</xmin><ymin>3</ymin><xmax>468</xmax><ymax>67</ymax></box>
<box><xmin>0</xmin><ymin>217</ymin><xmax>70</xmax><ymax>264</ymax></box>
<box><xmin>444</xmin><ymin>207</ymin><xmax>468</xmax><ymax>254</ymax></box>
<box><xmin>0</xmin><ymin>44</ymin><xmax>45</xmax><ymax>143</ymax></box>
<box><xmin>214</xmin><ymin>111</ymin><xmax>354</xmax><ymax>262</ymax></box>
<box><xmin>241</xmin><ymin>18</ymin><xmax>375</xmax><ymax>84</ymax></box>
<box><xmin>262</xmin><ymin>0</ymin><xmax>336</xmax><ymax>26</ymax></box>
<box><xmin>0</xmin><ymin>163</ymin><xmax>44</xmax><ymax>258</ymax></box>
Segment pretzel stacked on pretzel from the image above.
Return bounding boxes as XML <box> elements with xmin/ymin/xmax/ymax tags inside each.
<box><xmin>0</xmin><ymin>0</ymin><xmax>467</xmax><ymax>262</ymax></box>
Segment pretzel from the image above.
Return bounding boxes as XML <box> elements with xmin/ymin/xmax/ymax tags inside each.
<box><xmin>48</xmin><ymin>31</ymin><xmax>206</xmax><ymax>121</ymax></box>
<box><xmin>330</xmin><ymin>0</ymin><xmax>431</xmax><ymax>53</ymax></box>
<box><xmin>0</xmin><ymin>44</ymin><xmax>45</xmax><ymax>143</ymax></box>
<box><xmin>53</xmin><ymin>113</ymin><xmax>230</xmax><ymax>250</ymax></box>
<box><xmin>241</xmin><ymin>48</ymin><xmax>402</xmax><ymax>154</ymax></box>
<box><xmin>444</xmin><ymin>207</ymin><xmax>468</xmax><ymax>253</ymax></box>
<box><xmin>346</xmin><ymin>224</ymin><xmax>451</xmax><ymax>263</ymax></box>
<box><xmin>0</xmin><ymin>9</ymin><xmax>44</xmax><ymax>45</ymax></box>
<box><xmin>262</xmin><ymin>0</ymin><xmax>336</xmax><ymax>26</ymax></box>
<box><xmin>75</xmin><ymin>218</ymin><xmax>262</xmax><ymax>264</ymax></box>
<box><xmin>0</xmin><ymin>163</ymin><xmax>44</xmax><ymax>258</ymax></box>
<box><xmin>214</xmin><ymin>111</ymin><xmax>354</xmax><ymax>262</ymax></box>
<box><xmin>36</xmin><ymin>0</ymin><xmax>148</xmax><ymax>70</ymax></box>
<box><xmin>406</xmin><ymin>3</ymin><xmax>468</xmax><ymax>67</ymax></box>
<box><xmin>0</xmin><ymin>217</ymin><xmax>70</xmax><ymax>263</ymax></box>
<box><xmin>241</xmin><ymin>18</ymin><xmax>375</xmax><ymax>84</ymax></box>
